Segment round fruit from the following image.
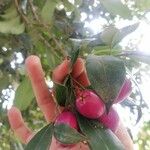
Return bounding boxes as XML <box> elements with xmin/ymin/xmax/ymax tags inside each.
<box><xmin>98</xmin><ymin>106</ymin><xmax>120</xmax><ymax>132</ymax></box>
<box><xmin>76</xmin><ymin>90</ymin><xmax>105</xmax><ymax>119</ymax></box>
<box><xmin>55</xmin><ymin>111</ymin><xmax>78</xmax><ymax>130</ymax></box>
<box><xmin>114</xmin><ymin>79</ymin><xmax>132</xmax><ymax>104</ymax></box>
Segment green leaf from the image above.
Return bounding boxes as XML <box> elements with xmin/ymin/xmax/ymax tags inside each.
<box><xmin>0</xmin><ymin>5</ymin><xmax>25</xmax><ymax>34</ymax></box>
<box><xmin>41</xmin><ymin>0</ymin><xmax>57</xmax><ymax>23</ymax></box>
<box><xmin>25</xmin><ymin>123</ymin><xmax>53</xmax><ymax>150</ymax></box>
<box><xmin>65</xmin><ymin>75</ymin><xmax>76</xmax><ymax>106</ymax></box>
<box><xmin>54</xmin><ymin>124</ymin><xmax>86</xmax><ymax>145</ymax></box>
<box><xmin>135</xmin><ymin>0</ymin><xmax>150</xmax><ymax>11</ymax></box>
<box><xmin>46</xmin><ymin>48</ymin><xmax>61</xmax><ymax>70</ymax></box>
<box><xmin>100</xmin><ymin>0</ymin><xmax>131</xmax><ymax>19</ymax></box>
<box><xmin>63</xmin><ymin>0</ymin><xmax>75</xmax><ymax>12</ymax></box>
<box><xmin>70</xmin><ymin>48</ymin><xmax>80</xmax><ymax>68</ymax></box>
<box><xmin>86</xmin><ymin>55</ymin><xmax>125</xmax><ymax>106</ymax></box>
<box><xmin>54</xmin><ymin>83</ymin><xmax>67</xmax><ymax>106</ymax></box>
<box><xmin>33</xmin><ymin>0</ymin><xmax>47</xmax><ymax>9</ymax></box>
<box><xmin>101</xmin><ymin>26</ymin><xmax>119</xmax><ymax>45</ymax></box>
<box><xmin>14</xmin><ymin>77</ymin><xmax>35</xmax><ymax>110</ymax></box>
<box><xmin>0</xmin><ymin>74</ymin><xmax>9</xmax><ymax>91</ymax></box>
<box><xmin>0</xmin><ymin>6</ymin><xmax>18</xmax><ymax>20</ymax></box>
<box><xmin>77</xmin><ymin>114</ymin><xmax>125</xmax><ymax>150</ymax></box>
<box><xmin>112</xmin><ymin>23</ymin><xmax>139</xmax><ymax>47</ymax></box>
<box><xmin>0</xmin><ymin>16</ymin><xmax>25</xmax><ymax>34</ymax></box>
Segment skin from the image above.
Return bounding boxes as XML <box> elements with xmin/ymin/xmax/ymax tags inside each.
<box><xmin>7</xmin><ymin>55</ymin><xmax>134</xmax><ymax>150</ymax></box>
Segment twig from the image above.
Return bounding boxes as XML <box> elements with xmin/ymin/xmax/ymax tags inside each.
<box><xmin>28</xmin><ymin>0</ymin><xmax>40</xmax><ymax>23</ymax></box>
<box><xmin>14</xmin><ymin>0</ymin><xmax>29</xmax><ymax>24</ymax></box>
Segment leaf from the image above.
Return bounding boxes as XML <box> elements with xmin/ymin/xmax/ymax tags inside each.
<box><xmin>0</xmin><ymin>16</ymin><xmax>25</xmax><ymax>34</ymax></box>
<box><xmin>41</xmin><ymin>0</ymin><xmax>57</xmax><ymax>23</ymax></box>
<box><xmin>54</xmin><ymin>83</ymin><xmax>67</xmax><ymax>106</ymax></box>
<box><xmin>63</xmin><ymin>0</ymin><xmax>75</xmax><ymax>12</ymax></box>
<box><xmin>112</xmin><ymin>23</ymin><xmax>139</xmax><ymax>47</ymax></box>
<box><xmin>100</xmin><ymin>0</ymin><xmax>131</xmax><ymax>19</ymax></box>
<box><xmin>86</xmin><ymin>55</ymin><xmax>125</xmax><ymax>106</ymax></box>
<box><xmin>65</xmin><ymin>75</ymin><xmax>76</xmax><ymax>107</ymax></box>
<box><xmin>54</xmin><ymin>124</ymin><xmax>86</xmax><ymax>145</ymax></box>
<box><xmin>135</xmin><ymin>0</ymin><xmax>150</xmax><ymax>11</ymax></box>
<box><xmin>70</xmin><ymin>48</ymin><xmax>80</xmax><ymax>68</ymax></box>
<box><xmin>101</xmin><ymin>26</ymin><xmax>119</xmax><ymax>45</ymax></box>
<box><xmin>127</xmin><ymin>52</ymin><xmax>150</xmax><ymax>65</ymax></box>
<box><xmin>77</xmin><ymin>114</ymin><xmax>125</xmax><ymax>150</ymax></box>
<box><xmin>25</xmin><ymin>123</ymin><xmax>53</xmax><ymax>150</ymax></box>
<box><xmin>14</xmin><ymin>77</ymin><xmax>35</xmax><ymax>110</ymax></box>
<box><xmin>0</xmin><ymin>5</ymin><xmax>25</xmax><ymax>34</ymax></box>
<box><xmin>0</xmin><ymin>75</ymin><xmax>9</xmax><ymax>91</ymax></box>
<box><xmin>0</xmin><ymin>6</ymin><xmax>18</xmax><ymax>20</ymax></box>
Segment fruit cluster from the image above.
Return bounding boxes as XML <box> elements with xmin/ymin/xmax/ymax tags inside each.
<box><xmin>54</xmin><ymin>78</ymin><xmax>132</xmax><ymax>145</ymax></box>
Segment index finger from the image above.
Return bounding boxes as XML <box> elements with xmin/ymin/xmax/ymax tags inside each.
<box><xmin>25</xmin><ymin>55</ymin><xmax>58</xmax><ymax>122</ymax></box>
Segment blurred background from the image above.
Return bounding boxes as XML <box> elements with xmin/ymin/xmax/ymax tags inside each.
<box><xmin>0</xmin><ymin>0</ymin><xmax>150</xmax><ymax>149</ymax></box>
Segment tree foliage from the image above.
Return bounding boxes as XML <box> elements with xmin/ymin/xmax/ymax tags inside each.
<box><xmin>0</xmin><ymin>0</ymin><xmax>150</xmax><ymax>149</ymax></box>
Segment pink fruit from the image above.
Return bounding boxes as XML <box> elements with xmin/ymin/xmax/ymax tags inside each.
<box><xmin>76</xmin><ymin>90</ymin><xmax>105</xmax><ymax>119</ymax></box>
<box><xmin>114</xmin><ymin>79</ymin><xmax>132</xmax><ymax>104</ymax></box>
<box><xmin>55</xmin><ymin>111</ymin><xmax>78</xmax><ymax>130</ymax></box>
<box><xmin>98</xmin><ymin>106</ymin><xmax>120</xmax><ymax>132</ymax></box>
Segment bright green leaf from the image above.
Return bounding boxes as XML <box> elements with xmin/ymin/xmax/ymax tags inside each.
<box><xmin>135</xmin><ymin>0</ymin><xmax>150</xmax><ymax>11</ymax></box>
<box><xmin>41</xmin><ymin>0</ymin><xmax>57</xmax><ymax>23</ymax></box>
<box><xmin>100</xmin><ymin>0</ymin><xmax>131</xmax><ymax>19</ymax></box>
<box><xmin>63</xmin><ymin>0</ymin><xmax>75</xmax><ymax>12</ymax></box>
<box><xmin>14</xmin><ymin>77</ymin><xmax>34</xmax><ymax>110</ymax></box>
<box><xmin>25</xmin><ymin>123</ymin><xmax>53</xmax><ymax>150</ymax></box>
<box><xmin>54</xmin><ymin>124</ymin><xmax>86</xmax><ymax>145</ymax></box>
<box><xmin>86</xmin><ymin>55</ymin><xmax>125</xmax><ymax>107</ymax></box>
<box><xmin>77</xmin><ymin>114</ymin><xmax>125</xmax><ymax>150</ymax></box>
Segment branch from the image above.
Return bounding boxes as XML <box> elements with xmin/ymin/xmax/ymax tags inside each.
<box><xmin>14</xmin><ymin>0</ymin><xmax>29</xmax><ymax>24</ymax></box>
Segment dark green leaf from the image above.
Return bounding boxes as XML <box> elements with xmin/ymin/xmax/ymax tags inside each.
<box><xmin>100</xmin><ymin>0</ymin><xmax>131</xmax><ymax>19</ymax></box>
<box><xmin>0</xmin><ymin>74</ymin><xmax>9</xmax><ymax>91</ymax></box>
<box><xmin>25</xmin><ymin>123</ymin><xmax>53</xmax><ymax>150</ymax></box>
<box><xmin>86</xmin><ymin>55</ymin><xmax>125</xmax><ymax>106</ymax></box>
<box><xmin>77</xmin><ymin>114</ymin><xmax>125</xmax><ymax>150</ymax></box>
<box><xmin>54</xmin><ymin>83</ymin><xmax>67</xmax><ymax>106</ymax></box>
<box><xmin>65</xmin><ymin>75</ymin><xmax>76</xmax><ymax>107</ymax></box>
<box><xmin>54</xmin><ymin>124</ymin><xmax>86</xmax><ymax>145</ymax></box>
<box><xmin>70</xmin><ymin>48</ymin><xmax>80</xmax><ymax>68</ymax></box>
<box><xmin>14</xmin><ymin>77</ymin><xmax>34</xmax><ymax>110</ymax></box>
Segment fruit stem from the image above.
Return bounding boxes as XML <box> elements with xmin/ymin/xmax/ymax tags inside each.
<box><xmin>70</xmin><ymin>76</ymin><xmax>86</xmax><ymax>90</ymax></box>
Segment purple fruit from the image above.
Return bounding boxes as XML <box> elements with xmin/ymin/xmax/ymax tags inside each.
<box><xmin>114</xmin><ymin>79</ymin><xmax>132</xmax><ymax>104</ymax></box>
<box><xmin>76</xmin><ymin>90</ymin><xmax>105</xmax><ymax>119</ymax></box>
<box><xmin>55</xmin><ymin>111</ymin><xmax>78</xmax><ymax>130</ymax></box>
<box><xmin>98</xmin><ymin>106</ymin><xmax>120</xmax><ymax>132</ymax></box>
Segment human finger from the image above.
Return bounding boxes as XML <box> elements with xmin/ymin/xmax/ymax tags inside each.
<box><xmin>25</xmin><ymin>55</ymin><xmax>58</xmax><ymax>122</ymax></box>
<box><xmin>52</xmin><ymin>58</ymin><xmax>85</xmax><ymax>84</ymax></box>
<box><xmin>7</xmin><ymin>107</ymin><xmax>34</xmax><ymax>144</ymax></box>
<box><xmin>115</xmin><ymin>121</ymin><xmax>134</xmax><ymax>150</ymax></box>
<box><xmin>50</xmin><ymin>137</ymin><xmax>89</xmax><ymax>150</ymax></box>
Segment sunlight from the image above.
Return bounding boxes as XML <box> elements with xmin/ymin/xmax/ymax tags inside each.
<box><xmin>84</xmin><ymin>18</ymin><xmax>108</xmax><ymax>34</ymax></box>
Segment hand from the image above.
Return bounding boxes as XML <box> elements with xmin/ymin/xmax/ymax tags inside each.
<box><xmin>7</xmin><ymin>55</ymin><xmax>134</xmax><ymax>150</ymax></box>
